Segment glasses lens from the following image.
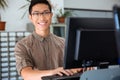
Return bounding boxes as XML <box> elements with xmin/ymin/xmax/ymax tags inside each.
<box><xmin>32</xmin><ymin>11</ymin><xmax>51</xmax><ymax>18</ymax></box>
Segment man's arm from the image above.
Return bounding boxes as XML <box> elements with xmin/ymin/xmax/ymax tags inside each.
<box><xmin>21</xmin><ymin>66</ymin><xmax>78</xmax><ymax>80</ymax></box>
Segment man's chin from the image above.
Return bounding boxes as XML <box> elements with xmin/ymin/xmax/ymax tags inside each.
<box><xmin>37</xmin><ymin>27</ymin><xmax>48</xmax><ymax>31</ymax></box>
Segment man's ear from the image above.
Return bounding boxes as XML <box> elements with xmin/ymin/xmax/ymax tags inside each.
<box><xmin>51</xmin><ymin>12</ymin><xmax>53</xmax><ymax>17</ymax></box>
<box><xmin>29</xmin><ymin>14</ymin><xmax>32</xmax><ymax>21</ymax></box>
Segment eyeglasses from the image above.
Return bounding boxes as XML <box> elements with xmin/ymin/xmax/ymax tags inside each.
<box><xmin>31</xmin><ymin>11</ymin><xmax>51</xmax><ymax>18</ymax></box>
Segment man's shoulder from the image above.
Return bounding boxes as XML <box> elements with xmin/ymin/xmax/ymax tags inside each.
<box><xmin>16</xmin><ymin>33</ymin><xmax>35</xmax><ymax>46</ymax></box>
<box><xmin>51</xmin><ymin>33</ymin><xmax>65</xmax><ymax>42</ymax></box>
<box><xmin>50</xmin><ymin>34</ymin><xmax>65</xmax><ymax>47</ymax></box>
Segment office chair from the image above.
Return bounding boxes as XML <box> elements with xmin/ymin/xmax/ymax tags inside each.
<box><xmin>80</xmin><ymin>67</ymin><xmax>120</xmax><ymax>80</ymax></box>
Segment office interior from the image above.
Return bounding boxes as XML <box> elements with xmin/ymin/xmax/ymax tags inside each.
<box><xmin>0</xmin><ymin>0</ymin><xmax>120</xmax><ymax>80</ymax></box>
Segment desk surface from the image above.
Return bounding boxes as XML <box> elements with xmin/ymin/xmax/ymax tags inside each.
<box><xmin>42</xmin><ymin>72</ymin><xmax>82</xmax><ymax>80</ymax></box>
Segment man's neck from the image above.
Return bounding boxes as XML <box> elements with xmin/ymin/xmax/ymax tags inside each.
<box><xmin>36</xmin><ymin>30</ymin><xmax>50</xmax><ymax>38</ymax></box>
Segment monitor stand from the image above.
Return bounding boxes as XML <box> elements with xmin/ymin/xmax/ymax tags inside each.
<box><xmin>97</xmin><ymin>64</ymin><xmax>109</xmax><ymax>69</ymax></box>
<box><xmin>82</xmin><ymin>61</ymin><xmax>109</xmax><ymax>69</ymax></box>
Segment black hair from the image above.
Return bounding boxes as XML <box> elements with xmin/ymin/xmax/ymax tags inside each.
<box><xmin>29</xmin><ymin>0</ymin><xmax>52</xmax><ymax>15</ymax></box>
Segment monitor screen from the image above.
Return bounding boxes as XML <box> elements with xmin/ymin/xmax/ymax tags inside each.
<box><xmin>64</xmin><ymin>17</ymin><xmax>120</xmax><ymax>69</ymax></box>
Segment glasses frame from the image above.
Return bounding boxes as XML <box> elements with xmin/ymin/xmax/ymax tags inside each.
<box><xmin>31</xmin><ymin>11</ymin><xmax>52</xmax><ymax>18</ymax></box>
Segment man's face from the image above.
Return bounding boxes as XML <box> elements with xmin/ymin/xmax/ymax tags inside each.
<box><xmin>29</xmin><ymin>3</ymin><xmax>53</xmax><ymax>32</ymax></box>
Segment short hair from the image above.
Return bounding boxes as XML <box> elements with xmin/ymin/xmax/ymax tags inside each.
<box><xmin>29</xmin><ymin>0</ymin><xmax>52</xmax><ymax>15</ymax></box>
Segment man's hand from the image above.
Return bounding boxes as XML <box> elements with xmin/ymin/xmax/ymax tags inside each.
<box><xmin>53</xmin><ymin>67</ymin><xmax>74</xmax><ymax>76</ymax></box>
<box><xmin>53</xmin><ymin>67</ymin><xmax>94</xmax><ymax>76</ymax></box>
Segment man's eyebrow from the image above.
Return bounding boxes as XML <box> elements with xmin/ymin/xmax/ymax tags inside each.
<box><xmin>32</xmin><ymin>11</ymin><xmax>39</xmax><ymax>13</ymax></box>
<box><xmin>43</xmin><ymin>10</ymin><xmax>50</xmax><ymax>12</ymax></box>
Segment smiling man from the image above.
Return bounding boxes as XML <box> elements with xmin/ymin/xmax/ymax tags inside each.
<box><xmin>14</xmin><ymin>0</ymin><xmax>83</xmax><ymax>80</ymax></box>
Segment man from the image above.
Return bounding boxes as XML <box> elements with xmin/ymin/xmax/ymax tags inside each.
<box><xmin>15</xmin><ymin>0</ymin><xmax>83</xmax><ymax>80</ymax></box>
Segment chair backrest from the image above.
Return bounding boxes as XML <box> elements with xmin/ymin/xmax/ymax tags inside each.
<box><xmin>80</xmin><ymin>67</ymin><xmax>120</xmax><ymax>80</ymax></box>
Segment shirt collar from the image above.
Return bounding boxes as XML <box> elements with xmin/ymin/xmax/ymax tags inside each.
<box><xmin>33</xmin><ymin>31</ymin><xmax>52</xmax><ymax>42</ymax></box>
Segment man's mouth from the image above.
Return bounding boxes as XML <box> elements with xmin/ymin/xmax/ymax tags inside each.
<box><xmin>38</xmin><ymin>22</ymin><xmax>47</xmax><ymax>26</ymax></box>
<box><xmin>38</xmin><ymin>22</ymin><xmax>46</xmax><ymax>25</ymax></box>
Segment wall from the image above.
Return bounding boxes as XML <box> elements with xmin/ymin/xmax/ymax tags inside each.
<box><xmin>65</xmin><ymin>9</ymin><xmax>113</xmax><ymax>18</ymax></box>
<box><xmin>64</xmin><ymin>0</ymin><xmax>120</xmax><ymax>20</ymax></box>
<box><xmin>64</xmin><ymin>0</ymin><xmax>120</xmax><ymax>11</ymax></box>
<box><xmin>0</xmin><ymin>0</ymin><xmax>63</xmax><ymax>31</ymax></box>
<box><xmin>1</xmin><ymin>0</ymin><xmax>119</xmax><ymax>31</ymax></box>
<box><xmin>0</xmin><ymin>0</ymin><xmax>30</xmax><ymax>31</ymax></box>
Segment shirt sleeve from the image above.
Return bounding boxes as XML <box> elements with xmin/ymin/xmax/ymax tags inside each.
<box><xmin>14</xmin><ymin>40</ymin><xmax>34</xmax><ymax>75</ymax></box>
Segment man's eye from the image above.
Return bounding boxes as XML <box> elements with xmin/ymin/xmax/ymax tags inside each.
<box><xmin>33</xmin><ymin>13</ymin><xmax>39</xmax><ymax>15</ymax></box>
<box><xmin>43</xmin><ymin>12</ymin><xmax>50</xmax><ymax>14</ymax></box>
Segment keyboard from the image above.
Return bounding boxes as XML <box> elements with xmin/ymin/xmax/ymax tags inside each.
<box><xmin>42</xmin><ymin>72</ymin><xmax>82</xmax><ymax>80</ymax></box>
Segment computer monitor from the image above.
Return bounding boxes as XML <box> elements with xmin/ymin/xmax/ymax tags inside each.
<box><xmin>64</xmin><ymin>17</ymin><xmax>120</xmax><ymax>69</ymax></box>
